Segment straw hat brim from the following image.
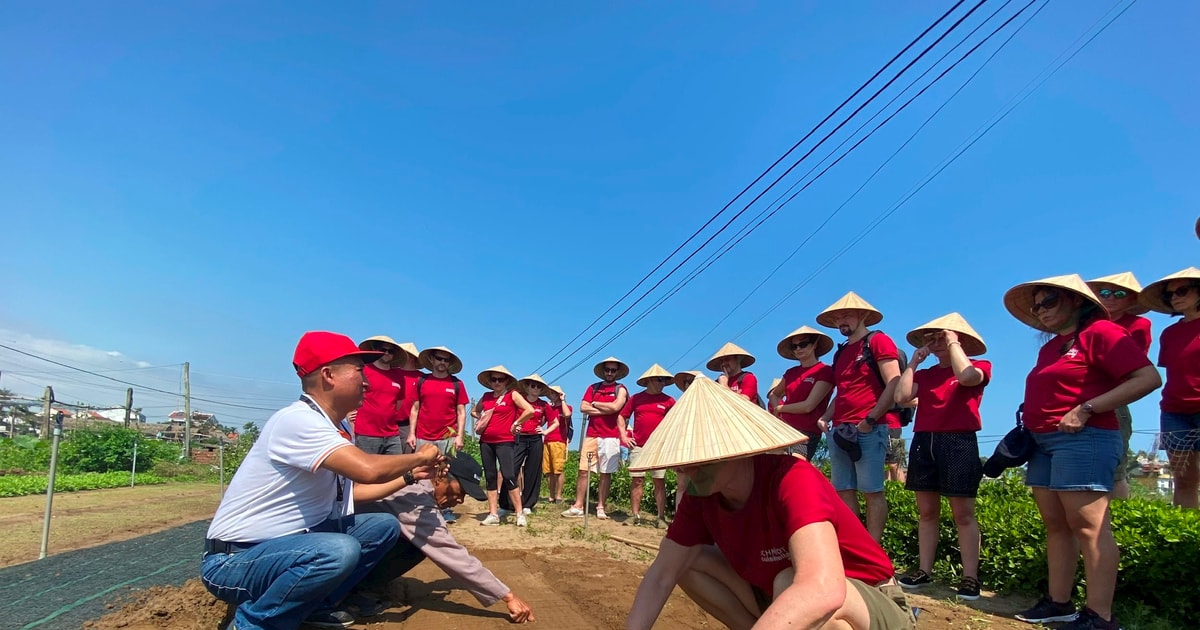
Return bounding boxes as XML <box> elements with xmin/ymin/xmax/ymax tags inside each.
<box><xmin>1003</xmin><ymin>275</ymin><xmax>1109</xmax><ymax>333</ymax></box>
<box><xmin>905</xmin><ymin>314</ymin><xmax>987</xmax><ymax>356</ymax></box>
<box><xmin>673</xmin><ymin>371</ymin><xmax>702</xmax><ymax>390</ymax></box>
<box><xmin>419</xmin><ymin>347</ymin><xmax>464</xmax><ymax>374</ymax></box>
<box><xmin>477</xmin><ymin>366</ymin><xmax>516</xmax><ymax>389</ymax></box>
<box><xmin>518</xmin><ymin>374</ymin><xmax>551</xmax><ymax>394</ymax></box>
<box><xmin>1139</xmin><ymin>267</ymin><xmax>1200</xmax><ymax>314</ymax></box>
<box><xmin>397</xmin><ymin>342</ymin><xmax>421</xmax><ymax>363</ymax></box>
<box><xmin>358</xmin><ymin>335</ymin><xmax>400</xmax><ymax>352</ymax></box>
<box><xmin>636</xmin><ymin>364</ymin><xmax>674</xmax><ymax>387</ymax></box>
<box><xmin>775</xmin><ymin>326</ymin><xmax>835</xmax><ymax>360</ymax></box>
<box><xmin>816</xmin><ymin>292</ymin><xmax>884</xmax><ymax>328</ymax></box>
<box><xmin>1087</xmin><ymin>273</ymin><xmax>1149</xmax><ymax>316</ymax></box>
<box><xmin>705</xmin><ymin>343</ymin><xmax>757</xmax><ymax>371</ymax></box>
<box><xmin>592</xmin><ymin>358</ymin><xmax>630</xmax><ymax>381</ymax></box>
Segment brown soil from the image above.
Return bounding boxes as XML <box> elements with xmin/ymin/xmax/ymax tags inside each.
<box><xmin>74</xmin><ymin>495</ymin><xmax>1041</xmax><ymax>629</ymax></box>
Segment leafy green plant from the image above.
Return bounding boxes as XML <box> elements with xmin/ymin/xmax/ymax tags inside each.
<box><xmin>0</xmin><ymin>471</ymin><xmax>166</xmax><ymax>497</ymax></box>
<box><xmin>58</xmin><ymin>426</ymin><xmax>181</xmax><ymax>474</ymax></box>
<box><xmin>0</xmin><ymin>436</ymin><xmax>51</xmax><ymax>473</ymax></box>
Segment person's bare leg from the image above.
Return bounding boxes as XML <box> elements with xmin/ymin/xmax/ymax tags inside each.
<box><xmin>1032</xmin><ymin>488</ymin><xmax>1079</xmax><ymax>604</ymax></box>
<box><xmin>949</xmin><ymin>497</ymin><xmax>980</xmax><ymax>579</ymax></box>
<box><xmin>914</xmin><ymin>492</ymin><xmax>941</xmax><ymax>573</ymax></box>
<box><xmin>837</xmin><ymin>490</ymin><xmax>861</xmax><ymax>518</ymax></box>
<box><xmin>1061</xmin><ymin>490</ymin><xmax>1118</xmax><ymax>620</ymax></box>
<box><xmin>508</xmin><ymin>487</ymin><xmax>524</xmax><ymax>516</ymax></box>
<box><xmin>598</xmin><ymin>472</ymin><xmax>612</xmax><ymax>512</ymax></box>
<box><xmin>652</xmin><ymin>477</ymin><xmax>667</xmax><ymax>520</ymax></box>
<box><xmin>486</xmin><ymin>489</ymin><xmax>499</xmax><ymax>516</ymax></box>
<box><xmin>570</xmin><ymin>470</ymin><xmax>588</xmax><ymax>509</ymax></box>
<box><xmin>1168</xmin><ymin>450</ymin><xmax>1200</xmax><ymax>509</ymax></box>
<box><xmin>630</xmin><ymin>477</ymin><xmax>645</xmax><ymax>518</ymax></box>
<box><xmin>863</xmin><ymin>492</ymin><xmax>887</xmax><ymax>542</ymax></box>
<box><xmin>1111</xmin><ymin>478</ymin><xmax>1130</xmax><ymax>500</ymax></box>
<box><xmin>675</xmin><ymin>471</ymin><xmax>690</xmax><ymax>512</ymax></box>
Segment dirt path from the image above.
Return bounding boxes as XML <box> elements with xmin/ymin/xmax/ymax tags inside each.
<box><xmin>78</xmin><ymin>496</ymin><xmax>1038</xmax><ymax>629</ymax></box>
<box><xmin>0</xmin><ymin>483</ymin><xmax>221</xmax><ymax>568</ymax></box>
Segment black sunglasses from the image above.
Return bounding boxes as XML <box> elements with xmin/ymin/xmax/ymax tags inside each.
<box><xmin>374</xmin><ymin>343</ymin><xmax>396</xmax><ymax>353</ymax></box>
<box><xmin>1030</xmin><ymin>293</ymin><xmax>1061</xmax><ymax>315</ymax></box>
<box><xmin>525</xmin><ymin>381</ymin><xmax>543</xmax><ymax>389</ymax></box>
<box><xmin>489</xmin><ymin>376</ymin><xmax>507</xmax><ymax>383</ymax></box>
<box><xmin>1097</xmin><ymin>289</ymin><xmax>1130</xmax><ymax>300</ymax></box>
<box><xmin>432</xmin><ymin>355</ymin><xmax>454</xmax><ymax>363</ymax></box>
<box><xmin>790</xmin><ymin>339</ymin><xmax>814</xmax><ymax>350</ymax></box>
<box><xmin>657</xmin><ymin>377</ymin><xmax>674</xmax><ymax>384</ymax></box>
<box><xmin>602</xmin><ymin>367</ymin><xmax>620</xmax><ymax>373</ymax></box>
<box><xmin>1164</xmin><ymin>284</ymin><xmax>1198</xmax><ymax>299</ymax></box>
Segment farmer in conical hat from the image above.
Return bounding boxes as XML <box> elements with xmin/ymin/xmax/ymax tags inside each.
<box><xmin>770</xmin><ymin>325</ymin><xmax>835</xmax><ymax>461</ymax></box>
<box><xmin>561</xmin><ymin>357</ymin><xmax>630</xmax><ymax>520</ymax></box>
<box><xmin>1140</xmin><ymin>267</ymin><xmax>1200</xmax><ymax>509</ymax></box>
<box><xmin>621</xmin><ymin>364</ymin><xmax>677</xmax><ymax>528</ymax></box>
<box><xmin>893</xmin><ymin>313</ymin><xmax>990</xmax><ymax>600</ymax></box>
<box><xmin>1004</xmin><ymin>274</ymin><xmax>1160</xmax><ymax>628</ymax></box>
<box><xmin>1086</xmin><ymin>272</ymin><xmax>1152</xmax><ymax>500</ymax></box>
<box><xmin>707</xmin><ymin>342</ymin><xmax>762</xmax><ymax>405</ymax></box>
<box><xmin>626</xmin><ymin>377</ymin><xmax>913</xmax><ymax>630</ymax></box>
<box><xmin>472</xmin><ymin>366</ymin><xmax>533</xmax><ymax>527</ymax></box>
<box><xmin>816</xmin><ymin>291</ymin><xmax>903</xmax><ymax>542</ymax></box>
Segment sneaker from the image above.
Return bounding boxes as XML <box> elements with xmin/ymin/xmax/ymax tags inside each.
<box><xmin>442</xmin><ymin>508</ymin><xmax>457</xmax><ymax>523</ymax></box>
<box><xmin>344</xmin><ymin>593</ymin><xmax>391</xmax><ymax>617</ymax></box>
<box><xmin>655</xmin><ymin>517</ymin><xmax>667</xmax><ymax>530</ymax></box>
<box><xmin>956</xmin><ymin>576</ymin><xmax>981</xmax><ymax>601</ymax></box>
<box><xmin>480</xmin><ymin>513</ymin><xmax>502</xmax><ymax>526</ymax></box>
<box><xmin>1015</xmin><ymin>596</ymin><xmax>1078</xmax><ymax>624</ymax></box>
<box><xmin>303</xmin><ymin>610</ymin><xmax>355</xmax><ymax>628</ymax></box>
<box><xmin>561</xmin><ymin>506</ymin><xmax>585</xmax><ymax>518</ymax></box>
<box><xmin>516</xmin><ymin>514</ymin><xmax>528</xmax><ymax>527</ymax></box>
<box><xmin>898</xmin><ymin>569</ymin><xmax>933</xmax><ymax>589</ymax></box>
<box><xmin>523</xmin><ymin>508</ymin><xmax>532</xmax><ymax>515</ymax></box>
<box><xmin>596</xmin><ymin>507</ymin><xmax>608</xmax><ymax>520</ymax></box>
<box><xmin>1060</xmin><ymin>607</ymin><xmax>1120</xmax><ymax>630</ymax></box>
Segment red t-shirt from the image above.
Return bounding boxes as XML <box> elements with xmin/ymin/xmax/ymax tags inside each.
<box><xmin>666</xmin><ymin>455</ymin><xmax>894</xmax><ymax>594</ymax></box>
<box><xmin>831</xmin><ymin>332</ymin><xmax>901</xmax><ymax>427</ymax></box>
<box><xmin>1158</xmin><ymin>317</ymin><xmax>1200</xmax><ymax>414</ymax></box>
<box><xmin>726</xmin><ymin>371</ymin><xmax>760</xmax><ymax>404</ymax></box>
<box><xmin>544</xmin><ymin>404</ymin><xmax>572</xmax><ymax>444</ymax></box>
<box><xmin>479</xmin><ymin>390</ymin><xmax>518</xmax><ymax>444</ymax></box>
<box><xmin>518</xmin><ymin>399</ymin><xmax>550</xmax><ymax>435</ymax></box>
<box><xmin>354</xmin><ymin>363</ymin><xmax>406</xmax><ymax>437</ymax></box>
<box><xmin>621</xmin><ymin>392</ymin><xmax>676</xmax><ymax>446</ymax></box>
<box><xmin>414</xmin><ymin>375</ymin><xmax>469</xmax><ymax>440</ymax></box>
<box><xmin>1113</xmin><ymin>313</ymin><xmax>1152</xmax><ymax>355</ymax></box>
<box><xmin>1023</xmin><ymin>320</ymin><xmax>1152</xmax><ymax>433</ymax></box>
<box><xmin>396</xmin><ymin>369</ymin><xmax>425</xmax><ymax>425</ymax></box>
<box><xmin>778</xmin><ymin>363</ymin><xmax>834</xmax><ymax>433</ymax></box>
<box><xmin>912</xmin><ymin>360</ymin><xmax>991</xmax><ymax>433</ymax></box>
<box><xmin>584</xmin><ymin>382</ymin><xmax>626</xmax><ymax>439</ymax></box>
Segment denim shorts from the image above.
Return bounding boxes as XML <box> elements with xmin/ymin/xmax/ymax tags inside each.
<box><xmin>1025</xmin><ymin>427</ymin><xmax>1121</xmax><ymax>492</ymax></box>
<box><xmin>1160</xmin><ymin>411</ymin><xmax>1200</xmax><ymax>452</ymax></box>
<box><xmin>829</xmin><ymin>423</ymin><xmax>889</xmax><ymax>493</ymax></box>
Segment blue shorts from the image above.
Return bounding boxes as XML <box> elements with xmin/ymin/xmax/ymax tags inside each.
<box><xmin>829</xmin><ymin>423</ymin><xmax>889</xmax><ymax>493</ymax></box>
<box><xmin>1025</xmin><ymin>427</ymin><xmax>1121</xmax><ymax>492</ymax></box>
<box><xmin>1160</xmin><ymin>411</ymin><xmax>1200</xmax><ymax>452</ymax></box>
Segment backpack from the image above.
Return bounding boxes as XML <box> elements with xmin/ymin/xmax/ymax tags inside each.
<box><xmin>416</xmin><ymin>375</ymin><xmax>462</xmax><ymax>403</ymax></box>
<box><xmin>833</xmin><ymin>331</ymin><xmax>914</xmax><ymax>427</ymax></box>
<box><xmin>563</xmin><ymin>410</ymin><xmax>575</xmax><ymax>442</ymax></box>
<box><xmin>730</xmin><ymin>372</ymin><xmax>766</xmax><ymax>409</ymax></box>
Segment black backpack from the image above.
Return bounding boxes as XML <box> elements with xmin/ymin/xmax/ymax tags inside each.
<box><xmin>730</xmin><ymin>372</ymin><xmax>766</xmax><ymax>409</ymax></box>
<box><xmin>833</xmin><ymin>331</ymin><xmax>914</xmax><ymax>427</ymax></box>
<box><xmin>416</xmin><ymin>375</ymin><xmax>462</xmax><ymax>403</ymax></box>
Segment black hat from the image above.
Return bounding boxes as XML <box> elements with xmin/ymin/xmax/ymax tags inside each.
<box><xmin>983</xmin><ymin>409</ymin><xmax>1035</xmax><ymax>478</ymax></box>
<box><xmin>833</xmin><ymin>424</ymin><xmax>862</xmax><ymax>463</ymax></box>
<box><xmin>447</xmin><ymin>452</ymin><xmax>488</xmax><ymax>501</ymax></box>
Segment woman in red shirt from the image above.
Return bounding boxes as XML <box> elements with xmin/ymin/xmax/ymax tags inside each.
<box><xmin>472</xmin><ymin>366</ymin><xmax>533</xmax><ymax>527</ymax></box>
<box><xmin>500</xmin><ymin>374</ymin><xmax>558</xmax><ymax>519</ymax></box>
<box><xmin>1003</xmin><ymin>274</ymin><xmax>1160</xmax><ymax>629</ymax></box>
<box><xmin>894</xmin><ymin>313</ymin><xmax>989</xmax><ymax>600</ymax></box>
<box><xmin>1087</xmin><ymin>272</ymin><xmax>1153</xmax><ymax>499</ymax></box>
<box><xmin>1140</xmin><ymin>267</ymin><xmax>1200</xmax><ymax>509</ymax></box>
<box><xmin>769</xmin><ymin>325</ymin><xmax>834</xmax><ymax>461</ymax></box>
<box><xmin>707</xmin><ymin>342</ymin><xmax>761</xmax><ymax>405</ymax></box>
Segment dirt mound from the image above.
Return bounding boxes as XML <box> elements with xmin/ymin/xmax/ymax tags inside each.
<box><xmin>84</xmin><ymin>579</ymin><xmax>231</xmax><ymax>630</ymax></box>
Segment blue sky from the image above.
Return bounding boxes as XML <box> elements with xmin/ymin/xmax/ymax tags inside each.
<box><xmin>1</xmin><ymin>1</ymin><xmax>1195</xmax><ymax>451</ymax></box>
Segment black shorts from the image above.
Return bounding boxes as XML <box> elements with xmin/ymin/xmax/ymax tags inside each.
<box><xmin>904</xmin><ymin>431</ymin><xmax>983</xmax><ymax>498</ymax></box>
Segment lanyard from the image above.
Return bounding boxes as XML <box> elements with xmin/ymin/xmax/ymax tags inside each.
<box><xmin>298</xmin><ymin>395</ymin><xmax>347</xmax><ymax>508</ymax></box>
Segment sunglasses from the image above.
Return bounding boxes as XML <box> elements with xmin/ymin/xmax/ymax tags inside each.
<box><xmin>1030</xmin><ymin>293</ymin><xmax>1061</xmax><ymax>315</ymax></box>
<box><xmin>489</xmin><ymin>376</ymin><xmax>508</xmax><ymax>383</ymax></box>
<box><xmin>1097</xmin><ymin>289</ymin><xmax>1130</xmax><ymax>300</ymax></box>
<box><xmin>525</xmin><ymin>382</ymin><xmax>543</xmax><ymax>389</ymax></box>
<box><xmin>374</xmin><ymin>343</ymin><xmax>396</xmax><ymax>353</ymax></box>
<box><xmin>790</xmin><ymin>340</ymin><xmax>814</xmax><ymax>350</ymax></box>
<box><xmin>602</xmin><ymin>367</ymin><xmax>620</xmax><ymax>374</ymax></box>
<box><xmin>1164</xmin><ymin>284</ymin><xmax>1198</xmax><ymax>299</ymax></box>
<box><xmin>657</xmin><ymin>377</ymin><xmax>674</xmax><ymax>384</ymax></box>
<box><xmin>432</xmin><ymin>355</ymin><xmax>454</xmax><ymax>363</ymax></box>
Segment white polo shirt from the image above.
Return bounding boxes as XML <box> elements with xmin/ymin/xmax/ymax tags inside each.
<box><xmin>206</xmin><ymin>396</ymin><xmax>353</xmax><ymax>543</ymax></box>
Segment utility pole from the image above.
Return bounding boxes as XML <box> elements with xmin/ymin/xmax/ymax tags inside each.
<box><xmin>123</xmin><ymin>388</ymin><xmax>134</xmax><ymax>429</ymax></box>
<box><xmin>41</xmin><ymin>387</ymin><xmax>54</xmax><ymax>438</ymax></box>
<box><xmin>183</xmin><ymin>362</ymin><xmax>192</xmax><ymax>461</ymax></box>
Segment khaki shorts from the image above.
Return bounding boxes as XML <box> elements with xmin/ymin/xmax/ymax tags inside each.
<box><xmin>1115</xmin><ymin>404</ymin><xmax>1132</xmax><ymax>483</ymax></box>
<box><xmin>849</xmin><ymin>579</ymin><xmax>917</xmax><ymax>629</ymax></box>
<box><xmin>886</xmin><ymin>429</ymin><xmax>908</xmax><ymax>466</ymax></box>
<box><xmin>578</xmin><ymin>437</ymin><xmax>621</xmax><ymax>474</ymax></box>
<box><xmin>542</xmin><ymin>441</ymin><xmax>567</xmax><ymax>475</ymax></box>
<box><xmin>628</xmin><ymin>446</ymin><xmax>665</xmax><ymax>479</ymax></box>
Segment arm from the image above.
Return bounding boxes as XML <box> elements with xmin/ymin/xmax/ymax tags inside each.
<box><xmin>511</xmin><ymin>394</ymin><xmax>535</xmax><ymax>435</ymax></box>
<box><xmin>778</xmin><ymin>382</ymin><xmax>834</xmax><ymax>415</ymax></box>
<box><xmin>945</xmin><ymin>331</ymin><xmax>985</xmax><ymax>386</ymax></box>
<box><xmin>626</xmin><ymin>538</ymin><xmax>703</xmax><ymax>630</ymax></box>
<box><xmin>1061</xmin><ymin>365</ymin><xmax>1162</xmax><ymax>432</ymax></box>
<box><xmin>618</xmin><ymin>414</ymin><xmax>634</xmax><ymax>447</ymax></box>
<box><xmin>858</xmin><ymin>359</ymin><xmax>900</xmax><ymax>432</ymax></box>
<box><xmin>352</xmin><ymin>466</ymin><xmax>437</xmax><ymax>503</ymax></box>
<box><xmin>591</xmin><ymin>388</ymin><xmax>629</xmax><ymax>415</ymax></box>
<box><xmin>756</xmin><ymin>522</ymin><xmax>859</xmax><ymax>629</ymax></box>
<box><xmin>321</xmin><ymin>442</ymin><xmax>441</xmax><ymax>484</ymax></box>
<box><xmin>407</xmin><ymin>400</ymin><xmax>420</xmax><ymax>448</ymax></box>
<box><xmin>817</xmin><ymin>400</ymin><xmax>835</xmax><ymax>433</ymax></box>
<box><xmin>895</xmin><ymin>347</ymin><xmax>928</xmax><ymax>405</ymax></box>
<box><xmin>471</xmin><ymin>398</ymin><xmax>483</xmax><ymax>420</ymax></box>
<box><xmin>455</xmin><ymin>404</ymin><xmax>466</xmax><ymax>450</ymax></box>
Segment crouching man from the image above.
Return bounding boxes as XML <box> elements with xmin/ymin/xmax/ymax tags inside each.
<box><xmin>625</xmin><ymin>376</ymin><xmax>915</xmax><ymax>630</ymax></box>
<box><xmin>354</xmin><ymin>451</ymin><xmax>536</xmax><ymax>624</ymax></box>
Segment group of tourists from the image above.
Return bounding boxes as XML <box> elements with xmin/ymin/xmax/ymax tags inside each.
<box><xmin>197</xmin><ymin>263</ymin><xmax>1198</xmax><ymax>630</ymax></box>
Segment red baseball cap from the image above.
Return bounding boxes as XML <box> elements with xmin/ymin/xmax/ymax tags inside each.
<box><xmin>293</xmin><ymin>331</ymin><xmax>383</xmax><ymax>377</ymax></box>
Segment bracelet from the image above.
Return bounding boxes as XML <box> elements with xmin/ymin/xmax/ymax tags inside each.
<box><xmin>948</xmin><ymin>341</ymin><xmax>962</xmax><ymax>346</ymax></box>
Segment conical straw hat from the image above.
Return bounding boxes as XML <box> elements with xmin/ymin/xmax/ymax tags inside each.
<box><xmin>477</xmin><ymin>365</ymin><xmax>516</xmax><ymax>389</ymax></box>
<box><xmin>418</xmin><ymin>346</ymin><xmax>464</xmax><ymax>374</ymax></box>
<box><xmin>769</xmin><ymin>378</ymin><xmax>782</xmax><ymax>395</ymax></box>
<box><xmin>673</xmin><ymin>370</ymin><xmax>703</xmax><ymax>391</ymax></box>
<box><xmin>1139</xmin><ymin>267</ymin><xmax>1200</xmax><ymax>314</ymax></box>
<box><xmin>705</xmin><ymin>342</ymin><xmax>756</xmax><ymax>371</ymax></box>
<box><xmin>550</xmin><ymin>385</ymin><xmax>566</xmax><ymax>397</ymax></box>
<box><xmin>592</xmin><ymin>357</ymin><xmax>630</xmax><ymax>381</ymax></box>
<box><xmin>1003</xmin><ymin>274</ymin><xmax>1109</xmax><ymax>333</ymax></box>
<box><xmin>629</xmin><ymin>375</ymin><xmax>806</xmax><ymax>471</ymax></box>
<box><xmin>816</xmin><ymin>292</ymin><xmax>883</xmax><ymax>328</ymax></box>
<box><xmin>775</xmin><ymin>325</ymin><xmax>835</xmax><ymax>359</ymax></box>
<box><xmin>398</xmin><ymin>342</ymin><xmax>421</xmax><ymax>363</ymax></box>
<box><xmin>636</xmin><ymin>363</ymin><xmax>674</xmax><ymax>387</ymax></box>
<box><xmin>358</xmin><ymin>335</ymin><xmax>400</xmax><ymax>352</ymax></box>
<box><xmin>1087</xmin><ymin>272</ymin><xmax>1149</xmax><ymax>316</ymax></box>
<box><xmin>518</xmin><ymin>373</ymin><xmax>550</xmax><ymax>395</ymax></box>
<box><xmin>905</xmin><ymin>313</ymin><xmax>988</xmax><ymax>356</ymax></box>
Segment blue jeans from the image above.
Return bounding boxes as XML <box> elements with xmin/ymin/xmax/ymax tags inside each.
<box><xmin>200</xmin><ymin>513</ymin><xmax>400</xmax><ymax>630</ymax></box>
<box><xmin>355</xmin><ymin>431</ymin><xmax>410</xmax><ymax>455</ymax></box>
<box><xmin>1161</xmin><ymin>411</ymin><xmax>1200</xmax><ymax>452</ymax></box>
<box><xmin>1026</xmin><ymin>427</ymin><xmax>1121</xmax><ymax>492</ymax></box>
<box><xmin>829</xmin><ymin>423</ymin><xmax>889</xmax><ymax>493</ymax></box>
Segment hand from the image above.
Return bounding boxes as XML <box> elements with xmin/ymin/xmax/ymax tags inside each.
<box><xmin>817</xmin><ymin>419</ymin><xmax>829</xmax><ymax>433</ymax></box>
<box><xmin>454</xmin><ymin>435</ymin><xmax>463</xmax><ymax>450</ymax></box>
<box><xmin>621</xmin><ymin>435</ymin><xmax>636</xmax><ymax>448</ymax></box>
<box><xmin>941</xmin><ymin>329</ymin><xmax>959</xmax><ymax>345</ymax></box>
<box><xmin>346</xmin><ymin>410</ymin><xmax>358</xmax><ymax>422</ymax></box>
<box><xmin>406</xmin><ymin>434</ymin><xmax>418</xmax><ymax>450</ymax></box>
<box><xmin>415</xmin><ymin>442</ymin><xmax>441</xmax><ymax>465</ymax></box>
<box><xmin>409</xmin><ymin>463</ymin><xmax>438</xmax><ymax>481</ymax></box>
<box><xmin>1058</xmin><ymin>406</ymin><xmax>1088</xmax><ymax>433</ymax></box>
<box><xmin>911</xmin><ymin>346</ymin><xmax>931</xmax><ymax>366</ymax></box>
<box><xmin>856</xmin><ymin>419</ymin><xmax>873</xmax><ymax>434</ymax></box>
<box><xmin>503</xmin><ymin>592</ymin><xmax>535</xmax><ymax>623</ymax></box>
<box><xmin>717</xmin><ymin>374</ymin><xmax>728</xmax><ymax>386</ymax></box>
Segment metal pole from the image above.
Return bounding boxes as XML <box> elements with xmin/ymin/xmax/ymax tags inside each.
<box><xmin>183</xmin><ymin>362</ymin><xmax>192</xmax><ymax>461</ymax></box>
<box><xmin>218</xmin><ymin>437</ymin><xmax>225</xmax><ymax>498</ymax></box>
<box><xmin>130</xmin><ymin>440</ymin><xmax>138</xmax><ymax>487</ymax></box>
<box><xmin>584</xmin><ymin>451</ymin><xmax>594</xmax><ymax>531</ymax></box>
<box><xmin>39</xmin><ymin>411</ymin><xmax>64</xmax><ymax>559</ymax></box>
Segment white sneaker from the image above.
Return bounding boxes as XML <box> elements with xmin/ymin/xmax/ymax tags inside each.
<box><xmin>596</xmin><ymin>507</ymin><xmax>608</xmax><ymax>520</ymax></box>
<box><xmin>522</xmin><ymin>508</ymin><xmax>532</xmax><ymax>515</ymax></box>
<box><xmin>561</xmin><ymin>506</ymin><xmax>585</xmax><ymax>518</ymax></box>
<box><xmin>516</xmin><ymin>514</ymin><xmax>528</xmax><ymax>527</ymax></box>
<box><xmin>480</xmin><ymin>514</ymin><xmax>501</xmax><ymax>526</ymax></box>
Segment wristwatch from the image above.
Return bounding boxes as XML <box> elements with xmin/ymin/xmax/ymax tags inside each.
<box><xmin>403</xmin><ymin>471</ymin><xmax>417</xmax><ymax>486</ymax></box>
<box><xmin>1081</xmin><ymin>402</ymin><xmax>1095</xmax><ymax>415</ymax></box>
<box><xmin>865</xmin><ymin>416</ymin><xmax>879</xmax><ymax>426</ymax></box>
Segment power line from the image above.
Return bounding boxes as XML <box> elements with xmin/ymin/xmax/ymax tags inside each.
<box><xmin>533</xmin><ymin>0</ymin><xmax>973</xmax><ymax>374</ymax></box>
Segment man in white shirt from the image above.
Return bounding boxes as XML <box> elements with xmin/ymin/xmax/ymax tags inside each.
<box><xmin>201</xmin><ymin>331</ymin><xmax>442</xmax><ymax>630</ymax></box>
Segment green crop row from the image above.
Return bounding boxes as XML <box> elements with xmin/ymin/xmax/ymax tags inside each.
<box><xmin>0</xmin><ymin>471</ymin><xmax>167</xmax><ymax>497</ymax></box>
